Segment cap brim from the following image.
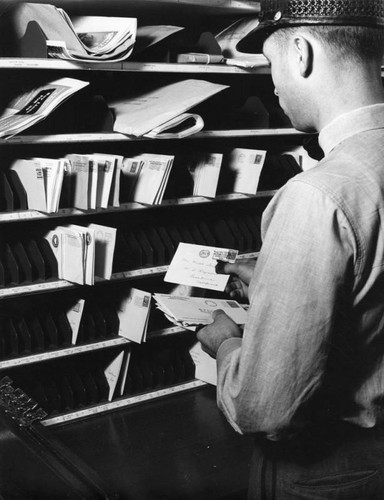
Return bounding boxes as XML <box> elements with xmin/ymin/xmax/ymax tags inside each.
<box><xmin>236</xmin><ymin>23</ymin><xmax>274</xmax><ymax>54</ymax></box>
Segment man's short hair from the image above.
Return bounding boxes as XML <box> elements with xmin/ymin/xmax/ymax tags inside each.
<box><xmin>271</xmin><ymin>25</ymin><xmax>384</xmax><ymax>63</ymax></box>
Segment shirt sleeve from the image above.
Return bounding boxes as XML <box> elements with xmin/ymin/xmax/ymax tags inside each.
<box><xmin>216</xmin><ymin>177</ymin><xmax>357</xmax><ymax>438</ymax></box>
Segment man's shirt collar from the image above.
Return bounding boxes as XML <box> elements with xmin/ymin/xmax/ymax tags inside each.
<box><xmin>319</xmin><ymin>103</ymin><xmax>384</xmax><ymax>156</ymax></box>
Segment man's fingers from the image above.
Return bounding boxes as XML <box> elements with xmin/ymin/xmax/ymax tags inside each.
<box><xmin>212</xmin><ymin>309</ymin><xmax>226</xmax><ymax>320</ymax></box>
<box><xmin>215</xmin><ymin>261</ymin><xmax>239</xmax><ymax>275</ymax></box>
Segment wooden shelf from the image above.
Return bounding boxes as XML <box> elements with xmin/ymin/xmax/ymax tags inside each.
<box><xmin>38</xmin><ymin>0</ymin><xmax>259</xmax><ymax>15</ymax></box>
<box><xmin>0</xmin><ymin>191</ymin><xmax>277</xmax><ymax>224</ymax></box>
<box><xmin>0</xmin><ymin>58</ymin><xmax>269</xmax><ymax>74</ymax></box>
<box><xmin>0</xmin><ymin>252</ymin><xmax>259</xmax><ymax>299</ymax></box>
<box><xmin>0</xmin><ymin>129</ymin><xmax>304</xmax><ymax>145</ymax></box>
<box><xmin>42</xmin><ymin>379</ymin><xmax>207</xmax><ymax>426</ymax></box>
<box><xmin>0</xmin><ymin>326</ymin><xmax>184</xmax><ymax>370</ymax></box>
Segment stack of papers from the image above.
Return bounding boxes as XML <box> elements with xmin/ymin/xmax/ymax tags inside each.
<box><xmin>227</xmin><ymin>147</ymin><xmax>267</xmax><ymax>195</ymax></box>
<box><xmin>8</xmin><ymin>2</ymin><xmax>137</xmax><ymax>62</ymax></box>
<box><xmin>0</xmin><ymin>77</ymin><xmax>89</xmax><ymax>139</ymax></box>
<box><xmin>154</xmin><ymin>294</ymin><xmax>247</xmax><ymax>331</ymax></box>
<box><xmin>117</xmin><ymin>288</ymin><xmax>152</xmax><ymax>343</ymax></box>
<box><xmin>110</xmin><ymin>79</ymin><xmax>229</xmax><ymax>138</ymax></box>
<box><xmin>44</xmin><ymin>223</ymin><xmax>116</xmax><ymax>285</ymax></box>
<box><xmin>65</xmin><ymin>153</ymin><xmax>123</xmax><ymax>210</ymax></box>
<box><xmin>9</xmin><ymin>157</ymin><xmax>66</xmax><ymax>213</ymax></box>
<box><xmin>187</xmin><ymin>153</ymin><xmax>223</xmax><ymax>198</ymax></box>
<box><xmin>164</xmin><ymin>242</ymin><xmax>238</xmax><ymax>291</ymax></box>
<box><xmin>121</xmin><ymin>154</ymin><xmax>174</xmax><ymax>205</ymax></box>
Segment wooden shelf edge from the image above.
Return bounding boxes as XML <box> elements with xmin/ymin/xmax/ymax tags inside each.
<box><xmin>0</xmin><ymin>326</ymin><xmax>185</xmax><ymax>370</ymax></box>
<box><xmin>42</xmin><ymin>379</ymin><xmax>207</xmax><ymax>426</ymax></box>
<box><xmin>0</xmin><ymin>58</ymin><xmax>269</xmax><ymax>74</ymax></box>
<box><xmin>0</xmin><ymin>191</ymin><xmax>277</xmax><ymax>223</ymax></box>
<box><xmin>0</xmin><ymin>129</ymin><xmax>305</xmax><ymax>145</ymax></box>
<box><xmin>0</xmin><ymin>252</ymin><xmax>259</xmax><ymax>299</ymax></box>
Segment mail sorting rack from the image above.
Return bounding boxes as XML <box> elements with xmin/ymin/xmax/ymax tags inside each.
<box><xmin>0</xmin><ymin>0</ymin><xmax>309</xmax><ymax>426</ymax></box>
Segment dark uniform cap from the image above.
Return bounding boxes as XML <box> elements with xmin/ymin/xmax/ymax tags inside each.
<box><xmin>237</xmin><ymin>0</ymin><xmax>384</xmax><ymax>52</ymax></box>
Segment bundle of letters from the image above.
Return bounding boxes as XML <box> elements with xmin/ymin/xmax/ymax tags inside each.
<box><xmin>187</xmin><ymin>152</ymin><xmax>223</xmax><ymax>198</ymax></box>
<box><xmin>9</xmin><ymin>153</ymin><xmax>123</xmax><ymax>212</ymax></box>
<box><xmin>64</xmin><ymin>153</ymin><xmax>123</xmax><ymax>210</ymax></box>
<box><xmin>9</xmin><ymin>157</ymin><xmax>67</xmax><ymax>214</ymax></box>
<box><xmin>117</xmin><ymin>288</ymin><xmax>152</xmax><ymax>344</ymax></box>
<box><xmin>121</xmin><ymin>154</ymin><xmax>174</xmax><ymax>205</ymax></box>
<box><xmin>44</xmin><ymin>223</ymin><xmax>116</xmax><ymax>285</ymax></box>
<box><xmin>226</xmin><ymin>147</ymin><xmax>267</xmax><ymax>195</ymax></box>
<box><xmin>153</xmin><ymin>293</ymin><xmax>247</xmax><ymax>331</ymax></box>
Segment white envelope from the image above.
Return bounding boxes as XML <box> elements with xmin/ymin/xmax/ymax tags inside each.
<box><xmin>228</xmin><ymin>148</ymin><xmax>266</xmax><ymax>195</ymax></box>
<box><xmin>91</xmin><ymin>153</ymin><xmax>116</xmax><ymax>209</ymax></box>
<box><xmin>189</xmin><ymin>153</ymin><xmax>223</xmax><ymax>198</ymax></box>
<box><xmin>10</xmin><ymin>159</ymin><xmax>47</xmax><ymax>212</ymax></box>
<box><xmin>132</xmin><ymin>154</ymin><xmax>174</xmax><ymax>205</ymax></box>
<box><xmin>164</xmin><ymin>242</ymin><xmax>238</xmax><ymax>292</ymax></box>
<box><xmin>118</xmin><ymin>288</ymin><xmax>151</xmax><ymax>343</ymax></box>
<box><xmin>65</xmin><ymin>298</ymin><xmax>85</xmax><ymax>344</ymax></box>
<box><xmin>88</xmin><ymin>223</ymin><xmax>116</xmax><ymax>280</ymax></box>
<box><xmin>104</xmin><ymin>351</ymin><xmax>125</xmax><ymax>401</ymax></box>
<box><xmin>65</xmin><ymin>154</ymin><xmax>90</xmax><ymax>210</ymax></box>
<box><xmin>189</xmin><ymin>342</ymin><xmax>217</xmax><ymax>386</ymax></box>
<box><xmin>55</xmin><ymin>226</ymin><xmax>86</xmax><ymax>285</ymax></box>
<box><xmin>44</xmin><ymin>229</ymin><xmax>63</xmax><ymax>279</ymax></box>
<box><xmin>65</xmin><ymin>224</ymin><xmax>96</xmax><ymax>285</ymax></box>
<box><xmin>87</xmin><ymin>157</ymin><xmax>98</xmax><ymax>210</ymax></box>
<box><xmin>116</xmin><ymin>350</ymin><xmax>132</xmax><ymax>397</ymax></box>
<box><xmin>33</xmin><ymin>157</ymin><xmax>65</xmax><ymax>213</ymax></box>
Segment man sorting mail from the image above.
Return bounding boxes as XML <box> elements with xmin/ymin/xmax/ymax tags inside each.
<box><xmin>197</xmin><ymin>0</ymin><xmax>384</xmax><ymax>498</ymax></box>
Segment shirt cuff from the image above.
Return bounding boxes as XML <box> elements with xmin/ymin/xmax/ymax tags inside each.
<box><xmin>217</xmin><ymin>337</ymin><xmax>242</xmax><ymax>364</ymax></box>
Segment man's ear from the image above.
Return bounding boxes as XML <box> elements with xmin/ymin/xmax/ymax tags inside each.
<box><xmin>293</xmin><ymin>35</ymin><xmax>313</xmax><ymax>77</ymax></box>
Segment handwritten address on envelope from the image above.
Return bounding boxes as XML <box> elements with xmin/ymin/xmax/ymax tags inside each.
<box><xmin>164</xmin><ymin>242</ymin><xmax>238</xmax><ymax>291</ymax></box>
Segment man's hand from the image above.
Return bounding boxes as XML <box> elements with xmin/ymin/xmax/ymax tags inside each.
<box><xmin>216</xmin><ymin>259</ymin><xmax>256</xmax><ymax>301</ymax></box>
<box><xmin>196</xmin><ymin>310</ymin><xmax>242</xmax><ymax>358</ymax></box>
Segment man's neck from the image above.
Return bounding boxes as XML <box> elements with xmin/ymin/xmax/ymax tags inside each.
<box><xmin>315</xmin><ymin>66</ymin><xmax>384</xmax><ymax>132</ymax></box>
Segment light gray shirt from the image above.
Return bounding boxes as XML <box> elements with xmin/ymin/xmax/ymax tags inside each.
<box><xmin>216</xmin><ymin>104</ymin><xmax>384</xmax><ymax>440</ymax></box>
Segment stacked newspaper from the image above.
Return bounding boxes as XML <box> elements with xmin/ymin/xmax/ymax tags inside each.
<box><xmin>121</xmin><ymin>154</ymin><xmax>174</xmax><ymax>205</ymax></box>
<box><xmin>0</xmin><ymin>78</ymin><xmax>89</xmax><ymax>139</ymax></box>
<box><xmin>48</xmin><ymin>10</ymin><xmax>137</xmax><ymax>62</ymax></box>
<box><xmin>44</xmin><ymin>223</ymin><xmax>116</xmax><ymax>285</ymax></box>
<box><xmin>7</xmin><ymin>2</ymin><xmax>137</xmax><ymax>62</ymax></box>
<box><xmin>153</xmin><ymin>293</ymin><xmax>247</xmax><ymax>331</ymax></box>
